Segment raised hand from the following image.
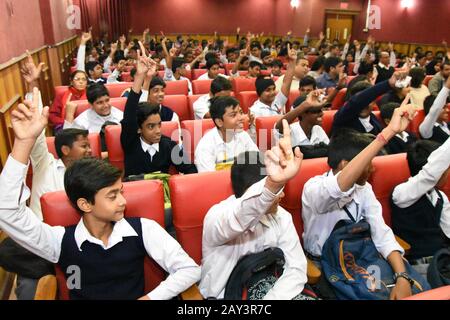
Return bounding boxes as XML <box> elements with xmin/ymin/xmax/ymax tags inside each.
<box><xmin>387</xmin><ymin>94</ymin><xmax>415</xmax><ymax>135</ymax></box>
<box><xmin>338</xmin><ymin>71</ymin><xmax>348</xmax><ymax>87</ymax></box>
<box><xmin>388</xmin><ymin>42</ymin><xmax>394</xmax><ymax>52</ymax></box>
<box><xmin>239</xmin><ymin>48</ymin><xmax>247</xmax><ymax>59</ymax></box>
<box><xmin>81</xmin><ymin>31</ymin><xmax>92</xmax><ymax>45</ymax></box>
<box><xmin>287</xmin><ymin>43</ymin><xmax>297</xmax><ymax>62</ymax></box>
<box><xmin>265</xmin><ymin>120</ymin><xmax>303</xmax><ymax>185</ymax></box>
<box><xmin>388</xmin><ymin>71</ymin><xmax>409</xmax><ymax>88</ymax></box>
<box><xmin>65</xmin><ymin>93</ymin><xmax>78</xmax><ymax>122</ymax></box>
<box><xmin>169</xmin><ymin>47</ymin><xmax>178</xmax><ymax>58</ymax></box>
<box><xmin>110</xmin><ymin>41</ymin><xmax>118</xmax><ymax>53</ymax></box>
<box><xmin>319</xmin><ymin>32</ymin><xmax>325</xmax><ymax>40</ymax></box>
<box><xmin>21</xmin><ymin>51</ymin><xmax>45</xmax><ymax>85</ymax></box>
<box><xmin>237</xmin><ymin>27</ymin><xmax>240</xmax><ymax>34</ymax></box>
<box><xmin>306</xmin><ymin>27</ymin><xmax>311</xmax><ymax>34</ymax></box>
<box><xmin>305</xmin><ymin>89</ymin><xmax>327</xmax><ymax>107</ymax></box>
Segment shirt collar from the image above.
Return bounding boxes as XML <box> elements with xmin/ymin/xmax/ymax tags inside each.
<box><xmin>378</xmin><ymin>62</ymin><xmax>389</xmax><ymax>70</ymax></box>
<box><xmin>211</xmin><ymin>127</ymin><xmax>237</xmax><ymax>146</ymax></box>
<box><xmin>55</xmin><ymin>158</ymin><xmax>66</xmax><ymax>170</ymax></box>
<box><xmin>74</xmin><ymin>218</ymin><xmax>138</xmax><ymax>251</ymax></box>
<box><xmin>140</xmin><ymin>137</ymin><xmax>160</xmax><ymax>153</ymax></box>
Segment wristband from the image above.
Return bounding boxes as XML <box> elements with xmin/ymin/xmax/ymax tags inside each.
<box><xmin>376</xmin><ymin>132</ymin><xmax>388</xmax><ymax>145</ymax></box>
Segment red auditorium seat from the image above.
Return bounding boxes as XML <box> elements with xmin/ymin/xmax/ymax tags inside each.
<box><xmin>181</xmin><ymin>119</ymin><xmax>215</xmax><ymax>162</ymax></box>
<box><xmin>105</xmin><ymin>122</ymin><xmax>180</xmax><ymax>170</ymax></box>
<box><xmin>105</xmin><ymin>82</ymin><xmax>133</xmax><ymax>97</ymax></box>
<box><xmin>187</xmin><ymin>95</ymin><xmax>202</xmax><ymax>119</ymax></box>
<box><xmin>403</xmin><ymin>286</ymin><xmax>450</xmax><ymax>300</ymax></box>
<box><xmin>346</xmin><ymin>76</ymin><xmax>356</xmax><ymax>85</ymax></box>
<box><xmin>192</xmin><ymin>80</ymin><xmax>213</xmax><ymax>95</ymax></box>
<box><xmin>232</xmin><ymin>77</ymin><xmax>256</xmax><ymax>94</ymax></box>
<box><xmin>331</xmin><ymin>88</ymin><xmax>348</xmax><ymax>110</ymax></box>
<box><xmin>169</xmin><ymin>170</ymin><xmax>233</xmax><ymax>265</ymax></box>
<box><xmin>410</xmin><ymin>110</ymin><xmax>425</xmax><ymax>136</ymax></box>
<box><xmin>165</xmin><ymin>80</ymin><xmax>189</xmax><ymax>95</ymax></box>
<box><xmin>236</xmin><ymin>91</ymin><xmax>258</xmax><ymax>113</ymax></box>
<box><xmin>46</xmin><ymin>133</ymin><xmax>102</xmax><ymax>159</ymax></box>
<box><xmin>163</xmin><ymin>95</ymin><xmax>191</xmax><ymax>121</ymax></box>
<box><xmin>286</xmin><ymin>90</ymin><xmax>301</xmax><ymax>113</ymax></box>
<box><xmin>255</xmin><ymin>115</ymin><xmax>281</xmax><ymax>151</ymax></box>
<box><xmin>72</xmin><ymin>97</ymin><xmax>127</xmax><ymax>118</ymax></box>
<box><xmin>40</xmin><ymin>180</ymin><xmax>166</xmax><ymax>300</ymax></box>
<box><xmin>224</xmin><ymin>63</ymin><xmax>235</xmax><ymax>75</ymax></box>
<box><xmin>321</xmin><ymin>110</ymin><xmax>337</xmax><ymax>136</ymax></box>
<box><xmin>54</xmin><ymin>86</ymin><xmax>69</xmax><ymax>102</ymax></box>
<box><xmin>157</xmin><ymin>70</ymin><xmax>165</xmax><ymax>79</ymax></box>
<box><xmin>306</xmin><ymin>55</ymin><xmax>317</xmax><ymax>68</ymax></box>
<box><xmin>120</xmin><ymin>72</ymin><xmax>132</xmax><ymax>83</ymax></box>
<box><xmin>423</xmin><ymin>75</ymin><xmax>433</xmax><ymax>87</ymax></box>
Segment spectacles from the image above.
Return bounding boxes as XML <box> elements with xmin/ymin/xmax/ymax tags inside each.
<box><xmin>73</xmin><ymin>77</ymin><xmax>87</xmax><ymax>81</ymax></box>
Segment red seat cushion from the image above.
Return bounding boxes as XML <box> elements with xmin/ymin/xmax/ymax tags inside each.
<box><xmin>321</xmin><ymin>110</ymin><xmax>337</xmax><ymax>136</ymax></box>
<box><xmin>255</xmin><ymin>115</ymin><xmax>281</xmax><ymax>151</ymax></box>
<box><xmin>162</xmin><ymin>95</ymin><xmax>191</xmax><ymax>121</ymax></box>
<box><xmin>180</xmin><ymin>119</ymin><xmax>215</xmax><ymax>162</ymax></box>
<box><xmin>192</xmin><ymin>80</ymin><xmax>213</xmax><ymax>95</ymax></box>
<box><xmin>236</xmin><ymin>91</ymin><xmax>258</xmax><ymax>114</ymax></box>
<box><xmin>331</xmin><ymin>88</ymin><xmax>347</xmax><ymax>110</ymax></box>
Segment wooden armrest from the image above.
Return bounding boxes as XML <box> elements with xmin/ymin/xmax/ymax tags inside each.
<box><xmin>395</xmin><ymin>235</ymin><xmax>411</xmax><ymax>255</ymax></box>
<box><xmin>34</xmin><ymin>275</ymin><xmax>57</xmax><ymax>300</ymax></box>
<box><xmin>307</xmin><ymin>258</ymin><xmax>321</xmax><ymax>285</ymax></box>
<box><xmin>180</xmin><ymin>284</ymin><xmax>203</xmax><ymax>300</ymax></box>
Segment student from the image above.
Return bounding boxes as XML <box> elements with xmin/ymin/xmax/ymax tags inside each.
<box><xmin>195</xmin><ymin>96</ymin><xmax>258</xmax><ymax>172</ymax></box>
<box><xmin>161</xmin><ymin>39</ymin><xmax>193</xmax><ymax>95</ymax></box>
<box><xmin>121</xmin><ymin>56</ymin><xmax>196</xmax><ymax>177</ymax></box>
<box><xmin>63</xmin><ymin>83</ymin><xmax>123</xmax><ymax>133</ymax></box>
<box><xmin>249</xmin><ymin>41</ymin><xmax>263</xmax><ymax>64</ymax></box>
<box><xmin>197</xmin><ymin>58</ymin><xmax>228</xmax><ymax>80</ymax></box>
<box><xmin>275</xmin><ymin>56</ymin><xmax>310</xmax><ymax>92</ymax></box>
<box><xmin>193</xmin><ymin>77</ymin><xmax>233</xmax><ymax>120</ymax></box>
<box><xmin>246</xmin><ymin>61</ymin><xmax>263</xmax><ymax>78</ymax></box>
<box><xmin>375</xmin><ymin>46</ymin><xmax>397</xmax><ymax>84</ymax></box>
<box><xmin>307</xmin><ymin>56</ymin><xmax>326</xmax><ymax>80</ymax></box>
<box><xmin>274</xmin><ymin>90</ymin><xmax>329</xmax><ymax>155</ymax></box>
<box><xmin>391</xmin><ymin>138</ymin><xmax>450</xmax><ymax>278</ymax></box>
<box><xmin>271</xmin><ymin>59</ymin><xmax>284</xmax><ymax>77</ymax></box>
<box><xmin>316</xmin><ymin>57</ymin><xmax>345</xmax><ymax>90</ymax></box>
<box><xmin>0</xmin><ymin>96</ymin><xmax>201</xmax><ymax>300</ymax></box>
<box><xmin>49</xmin><ymin>71</ymin><xmax>88</xmax><ymax>132</ymax></box>
<box><xmin>140</xmin><ymin>77</ymin><xmax>180</xmax><ymax>123</ymax></box>
<box><xmin>419</xmin><ymin>78</ymin><xmax>450</xmax><ymax>143</ymax></box>
<box><xmin>261</xmin><ymin>50</ymin><xmax>274</xmax><ymax>69</ymax></box>
<box><xmin>380</xmin><ymin>102</ymin><xmax>417</xmax><ymax>154</ymax></box>
<box><xmin>428</xmin><ymin>60</ymin><xmax>450</xmax><ymax>95</ymax></box>
<box><xmin>299</xmin><ymin>76</ymin><xmax>317</xmax><ymax>95</ymax></box>
<box><xmin>302</xmin><ymin>102</ymin><xmax>419</xmax><ymax>300</ymax></box>
<box><xmin>378</xmin><ymin>83</ymin><xmax>411</xmax><ymax>107</ymax></box>
<box><xmin>250</xmin><ymin>45</ymin><xmax>297</xmax><ymax>117</ymax></box>
<box><xmin>200</xmin><ymin>123</ymin><xmax>308</xmax><ymax>300</ymax></box>
<box><xmin>408</xmin><ymin>67</ymin><xmax>430</xmax><ymax>110</ymax></box>
<box><xmin>332</xmin><ymin>72</ymin><xmax>409</xmax><ymax>136</ymax></box>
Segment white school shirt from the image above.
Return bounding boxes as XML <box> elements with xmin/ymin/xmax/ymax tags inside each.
<box><xmin>0</xmin><ymin>156</ymin><xmax>201</xmax><ymax>300</ymax></box>
<box><xmin>200</xmin><ymin>178</ymin><xmax>308</xmax><ymax>300</ymax></box>
<box><xmin>63</xmin><ymin>107</ymin><xmax>124</xmax><ymax>133</ymax></box>
<box><xmin>274</xmin><ymin>122</ymin><xmax>329</xmax><ymax>147</ymax></box>
<box><xmin>194</xmin><ymin>127</ymin><xmax>259</xmax><ymax>173</ymax></box>
<box><xmin>193</xmin><ymin>94</ymin><xmax>211</xmax><ymax>120</ymax></box>
<box><xmin>419</xmin><ymin>86</ymin><xmax>449</xmax><ymax>139</ymax></box>
<box><xmin>302</xmin><ymin>170</ymin><xmax>404</xmax><ymax>259</ymax></box>
<box><xmin>163</xmin><ymin>68</ymin><xmax>193</xmax><ymax>95</ymax></box>
<box><xmin>197</xmin><ymin>73</ymin><xmax>229</xmax><ymax>81</ymax></box>
<box><xmin>392</xmin><ymin>137</ymin><xmax>450</xmax><ymax>238</ymax></box>
<box><xmin>140</xmin><ymin>138</ymin><xmax>160</xmax><ymax>161</ymax></box>
<box><xmin>249</xmin><ymin>92</ymin><xmax>288</xmax><ymax>117</ymax></box>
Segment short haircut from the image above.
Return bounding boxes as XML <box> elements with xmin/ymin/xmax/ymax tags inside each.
<box><xmin>327</xmin><ymin>129</ymin><xmax>375</xmax><ymax>169</ymax></box>
<box><xmin>206</xmin><ymin>58</ymin><xmax>220</xmax><ymax>70</ymax></box>
<box><xmin>407</xmin><ymin>140</ymin><xmax>442</xmax><ymax>176</ymax></box>
<box><xmin>87</xmin><ymin>83</ymin><xmax>109</xmax><ymax>104</ymax></box>
<box><xmin>409</xmin><ymin>67</ymin><xmax>426</xmax><ymax>88</ymax></box>
<box><xmin>300</xmin><ymin>76</ymin><xmax>317</xmax><ymax>89</ymax></box>
<box><xmin>358</xmin><ymin>61</ymin><xmax>374</xmax><ymax>75</ymax></box>
<box><xmin>113</xmin><ymin>50</ymin><xmax>126</xmax><ymax>64</ymax></box>
<box><xmin>55</xmin><ymin>128</ymin><xmax>89</xmax><ymax>158</ymax></box>
<box><xmin>210</xmin><ymin>77</ymin><xmax>232</xmax><ymax>95</ymax></box>
<box><xmin>149</xmin><ymin>76</ymin><xmax>166</xmax><ymax>89</ymax></box>
<box><xmin>136</xmin><ymin>103</ymin><xmax>161</xmax><ymax>128</ymax></box>
<box><xmin>423</xmin><ymin>95</ymin><xmax>437</xmax><ymax>115</ymax></box>
<box><xmin>324</xmin><ymin>57</ymin><xmax>342</xmax><ymax>73</ymax></box>
<box><xmin>348</xmin><ymin>80</ymin><xmax>372</xmax><ymax>99</ymax></box>
<box><xmin>380</xmin><ymin>102</ymin><xmax>400</xmax><ymax>122</ymax></box>
<box><xmin>416</xmin><ymin>53</ymin><xmax>426</xmax><ymax>61</ymax></box>
<box><xmin>231</xmin><ymin>151</ymin><xmax>266</xmax><ymax>198</ymax></box>
<box><xmin>311</xmin><ymin>56</ymin><xmax>326</xmax><ymax>71</ymax></box>
<box><xmin>209</xmin><ymin>96</ymin><xmax>240</xmax><ymax>124</ymax></box>
<box><xmin>250</xmin><ymin>41</ymin><xmax>262</xmax><ymax>50</ymax></box>
<box><xmin>271</xmin><ymin>59</ymin><xmax>283</xmax><ymax>68</ymax></box>
<box><xmin>205</xmin><ymin>52</ymin><xmax>217</xmax><ymax>62</ymax></box>
<box><xmin>171</xmin><ymin>57</ymin><xmax>185</xmax><ymax>74</ymax></box>
<box><xmin>85</xmin><ymin>61</ymin><xmax>101</xmax><ymax>75</ymax></box>
<box><xmin>249</xmin><ymin>61</ymin><xmax>262</xmax><ymax>69</ymax></box>
<box><xmin>64</xmin><ymin>158</ymin><xmax>122</xmax><ymax>214</ymax></box>
<box><xmin>226</xmin><ymin>48</ymin><xmax>238</xmax><ymax>56</ymax></box>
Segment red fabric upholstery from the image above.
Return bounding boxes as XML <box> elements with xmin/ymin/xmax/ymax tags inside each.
<box><xmin>368</xmin><ymin>153</ymin><xmax>410</xmax><ymax>226</ymax></box>
<box><xmin>187</xmin><ymin>95</ymin><xmax>202</xmax><ymax>119</ymax></box>
<box><xmin>46</xmin><ymin>133</ymin><xmax>102</xmax><ymax>159</ymax></box>
<box><xmin>72</xmin><ymin>97</ymin><xmax>127</xmax><ymax>118</ymax></box>
<box><xmin>181</xmin><ymin>119</ymin><xmax>215</xmax><ymax>162</ymax></box>
<box><xmin>255</xmin><ymin>116</ymin><xmax>281</xmax><ymax>151</ymax></box>
<box><xmin>170</xmin><ymin>170</ymin><xmax>233</xmax><ymax>264</ymax></box>
<box><xmin>162</xmin><ymin>95</ymin><xmax>191</xmax><ymax>121</ymax></box>
<box><xmin>232</xmin><ymin>78</ymin><xmax>256</xmax><ymax>94</ymax></box>
<box><xmin>192</xmin><ymin>80</ymin><xmax>213</xmax><ymax>95</ymax></box>
<box><xmin>403</xmin><ymin>285</ymin><xmax>450</xmax><ymax>300</ymax></box>
<box><xmin>165</xmin><ymin>80</ymin><xmax>189</xmax><ymax>96</ymax></box>
<box><xmin>121</xmin><ymin>72</ymin><xmax>132</xmax><ymax>83</ymax></box>
<box><xmin>236</xmin><ymin>91</ymin><xmax>258</xmax><ymax>114</ymax></box>
<box><xmin>70</xmin><ymin>66</ymin><xmax>77</xmax><ymax>74</ymax></box>
<box><xmin>54</xmin><ymin>86</ymin><xmax>69</xmax><ymax>104</ymax></box>
<box><xmin>346</xmin><ymin>76</ymin><xmax>356</xmax><ymax>85</ymax></box>
<box><xmin>40</xmin><ymin>180</ymin><xmax>166</xmax><ymax>300</ymax></box>
<box><xmin>331</xmin><ymin>88</ymin><xmax>348</xmax><ymax>110</ymax></box>
<box><xmin>105</xmin><ymin>122</ymin><xmax>180</xmax><ymax>170</ymax></box>
<box><xmin>423</xmin><ymin>75</ymin><xmax>434</xmax><ymax>87</ymax></box>
<box><xmin>306</xmin><ymin>55</ymin><xmax>317</xmax><ymax>68</ymax></box>
<box><xmin>224</xmin><ymin>63</ymin><xmax>235</xmax><ymax>75</ymax></box>
<box><xmin>280</xmin><ymin>157</ymin><xmax>330</xmax><ymax>239</ymax></box>
<box><xmin>322</xmin><ymin>110</ymin><xmax>337</xmax><ymax>136</ymax></box>
<box><xmin>286</xmin><ymin>90</ymin><xmax>301</xmax><ymax>113</ymax></box>
<box><xmin>105</xmin><ymin>82</ymin><xmax>133</xmax><ymax>98</ymax></box>
<box><xmin>410</xmin><ymin>110</ymin><xmax>425</xmax><ymax>136</ymax></box>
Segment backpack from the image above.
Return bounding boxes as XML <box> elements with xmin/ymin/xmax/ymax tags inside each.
<box><xmin>427</xmin><ymin>247</ymin><xmax>450</xmax><ymax>288</ymax></box>
<box><xmin>298</xmin><ymin>143</ymin><xmax>329</xmax><ymax>159</ymax></box>
<box><xmin>320</xmin><ymin>207</ymin><xmax>430</xmax><ymax>300</ymax></box>
<box><xmin>124</xmin><ymin>172</ymin><xmax>172</xmax><ymax>208</ymax></box>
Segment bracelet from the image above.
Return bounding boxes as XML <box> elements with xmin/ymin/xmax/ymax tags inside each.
<box><xmin>376</xmin><ymin>132</ymin><xmax>388</xmax><ymax>145</ymax></box>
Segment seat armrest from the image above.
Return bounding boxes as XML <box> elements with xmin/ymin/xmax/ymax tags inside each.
<box><xmin>34</xmin><ymin>274</ymin><xmax>57</xmax><ymax>300</ymax></box>
<box><xmin>180</xmin><ymin>284</ymin><xmax>203</xmax><ymax>300</ymax></box>
<box><xmin>307</xmin><ymin>258</ymin><xmax>321</xmax><ymax>285</ymax></box>
<box><xmin>395</xmin><ymin>235</ymin><xmax>411</xmax><ymax>255</ymax></box>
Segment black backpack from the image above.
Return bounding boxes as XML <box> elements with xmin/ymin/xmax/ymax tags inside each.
<box><xmin>224</xmin><ymin>248</ymin><xmax>285</xmax><ymax>300</ymax></box>
<box><xmin>428</xmin><ymin>248</ymin><xmax>450</xmax><ymax>288</ymax></box>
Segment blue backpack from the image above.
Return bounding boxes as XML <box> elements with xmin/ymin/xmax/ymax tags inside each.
<box><xmin>320</xmin><ymin>207</ymin><xmax>431</xmax><ymax>300</ymax></box>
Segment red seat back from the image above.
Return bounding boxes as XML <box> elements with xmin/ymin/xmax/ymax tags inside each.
<box><xmin>165</xmin><ymin>80</ymin><xmax>189</xmax><ymax>96</ymax></box>
<box><xmin>286</xmin><ymin>90</ymin><xmax>301</xmax><ymax>113</ymax></box>
<box><xmin>192</xmin><ymin>80</ymin><xmax>213</xmax><ymax>95</ymax></box>
<box><xmin>163</xmin><ymin>95</ymin><xmax>190</xmax><ymax>121</ymax></box>
<box><xmin>54</xmin><ymin>86</ymin><xmax>69</xmax><ymax>103</ymax></box>
<box><xmin>121</xmin><ymin>72</ymin><xmax>132</xmax><ymax>83</ymax></box>
<box><xmin>423</xmin><ymin>75</ymin><xmax>433</xmax><ymax>87</ymax></box>
<box><xmin>255</xmin><ymin>116</ymin><xmax>281</xmax><ymax>151</ymax></box>
<box><xmin>73</xmin><ymin>97</ymin><xmax>127</xmax><ymax>118</ymax></box>
<box><xmin>170</xmin><ymin>170</ymin><xmax>233</xmax><ymax>264</ymax></box>
<box><xmin>331</xmin><ymin>88</ymin><xmax>347</xmax><ymax>110</ymax></box>
<box><xmin>410</xmin><ymin>110</ymin><xmax>425</xmax><ymax>136</ymax></box>
<box><xmin>306</xmin><ymin>55</ymin><xmax>317</xmax><ymax>68</ymax></box>
<box><xmin>46</xmin><ymin>133</ymin><xmax>102</xmax><ymax>159</ymax></box>
<box><xmin>232</xmin><ymin>78</ymin><xmax>256</xmax><ymax>94</ymax></box>
<box><xmin>322</xmin><ymin>110</ymin><xmax>337</xmax><ymax>136</ymax></box>
<box><xmin>181</xmin><ymin>119</ymin><xmax>215</xmax><ymax>162</ymax></box>
<box><xmin>236</xmin><ymin>91</ymin><xmax>258</xmax><ymax>114</ymax></box>
<box><xmin>187</xmin><ymin>95</ymin><xmax>202</xmax><ymax>119</ymax></box>
<box><xmin>224</xmin><ymin>63</ymin><xmax>235</xmax><ymax>75</ymax></box>
<box><xmin>105</xmin><ymin>82</ymin><xmax>133</xmax><ymax>98</ymax></box>
<box><xmin>41</xmin><ymin>180</ymin><xmax>166</xmax><ymax>300</ymax></box>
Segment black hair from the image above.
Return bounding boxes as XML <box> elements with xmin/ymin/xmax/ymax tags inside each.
<box><xmin>311</xmin><ymin>56</ymin><xmax>326</xmax><ymax>71</ymax></box>
<box><xmin>423</xmin><ymin>95</ymin><xmax>437</xmax><ymax>115</ymax></box>
<box><xmin>87</xmin><ymin>83</ymin><xmax>109</xmax><ymax>104</ymax></box>
<box><xmin>171</xmin><ymin>57</ymin><xmax>185</xmax><ymax>74</ymax></box>
<box><xmin>231</xmin><ymin>151</ymin><xmax>266</xmax><ymax>198</ymax></box>
<box><xmin>324</xmin><ymin>57</ymin><xmax>342</xmax><ymax>73</ymax></box>
<box><xmin>55</xmin><ymin>129</ymin><xmax>89</xmax><ymax>159</ymax></box>
<box><xmin>226</xmin><ymin>48</ymin><xmax>238</xmax><ymax>56</ymax></box>
<box><xmin>205</xmin><ymin>52</ymin><xmax>217</xmax><ymax>62</ymax></box>
<box><xmin>327</xmin><ymin>129</ymin><xmax>375</xmax><ymax>169</ymax></box>
<box><xmin>407</xmin><ymin>140</ymin><xmax>442</xmax><ymax>176</ymax></box>
<box><xmin>358</xmin><ymin>61</ymin><xmax>374</xmax><ymax>75</ymax></box>
<box><xmin>69</xmin><ymin>70</ymin><xmax>88</xmax><ymax>85</ymax></box>
<box><xmin>250</xmin><ymin>41</ymin><xmax>262</xmax><ymax>51</ymax></box>
<box><xmin>300</xmin><ymin>76</ymin><xmax>317</xmax><ymax>89</ymax></box>
<box><xmin>271</xmin><ymin>59</ymin><xmax>283</xmax><ymax>68</ymax></box>
<box><xmin>85</xmin><ymin>61</ymin><xmax>101</xmax><ymax>75</ymax></box>
<box><xmin>347</xmin><ymin>80</ymin><xmax>372</xmax><ymax>99</ymax></box>
<box><xmin>409</xmin><ymin>67</ymin><xmax>426</xmax><ymax>88</ymax></box>
<box><xmin>380</xmin><ymin>102</ymin><xmax>400</xmax><ymax>123</ymax></box>
<box><xmin>206</xmin><ymin>58</ymin><xmax>220</xmax><ymax>70</ymax></box>
<box><xmin>249</xmin><ymin>61</ymin><xmax>262</xmax><ymax>69</ymax></box>
<box><xmin>64</xmin><ymin>158</ymin><xmax>122</xmax><ymax>214</ymax></box>
<box><xmin>136</xmin><ymin>103</ymin><xmax>161</xmax><ymax>128</ymax></box>
<box><xmin>209</xmin><ymin>96</ymin><xmax>240</xmax><ymax>126</ymax></box>
<box><xmin>113</xmin><ymin>51</ymin><xmax>126</xmax><ymax>64</ymax></box>
<box><xmin>416</xmin><ymin>53</ymin><xmax>426</xmax><ymax>61</ymax></box>
<box><xmin>210</xmin><ymin>77</ymin><xmax>232</xmax><ymax>95</ymax></box>
<box><xmin>149</xmin><ymin>76</ymin><xmax>166</xmax><ymax>89</ymax></box>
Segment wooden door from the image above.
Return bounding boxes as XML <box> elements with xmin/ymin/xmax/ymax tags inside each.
<box><xmin>326</xmin><ymin>13</ymin><xmax>353</xmax><ymax>44</ymax></box>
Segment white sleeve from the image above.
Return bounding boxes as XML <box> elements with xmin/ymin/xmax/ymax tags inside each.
<box><xmin>164</xmin><ymin>67</ymin><xmax>174</xmax><ymax>81</ymax></box>
<box><xmin>194</xmin><ymin>138</ymin><xmax>217</xmax><ymax>173</ymax></box>
<box><xmin>0</xmin><ymin>156</ymin><xmax>65</xmax><ymax>263</ymax></box>
<box><xmin>141</xmin><ymin>219</ymin><xmax>200</xmax><ymax>300</ymax></box>
<box><xmin>389</xmin><ymin>51</ymin><xmax>397</xmax><ymax>68</ymax></box>
<box><xmin>393</xmin><ymin>137</ymin><xmax>450</xmax><ymax>208</ymax></box>
<box><xmin>440</xmin><ymin>193</ymin><xmax>450</xmax><ymax>239</ymax></box>
<box><xmin>419</xmin><ymin>86</ymin><xmax>450</xmax><ymax>138</ymax></box>
<box><xmin>103</xmin><ymin>56</ymin><xmax>112</xmax><ymax>73</ymax></box>
<box><xmin>341</xmin><ymin>43</ymin><xmax>350</xmax><ymax>61</ymax></box>
<box><xmin>76</xmin><ymin>45</ymin><xmax>86</xmax><ymax>72</ymax></box>
<box><xmin>275</xmin><ymin>92</ymin><xmax>288</xmax><ymax>113</ymax></box>
<box><xmin>107</xmin><ymin>70</ymin><xmax>121</xmax><ymax>84</ymax></box>
<box><xmin>139</xmin><ymin>90</ymin><xmax>149</xmax><ymax>103</ymax></box>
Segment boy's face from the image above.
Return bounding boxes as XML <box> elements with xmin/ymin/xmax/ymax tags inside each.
<box><xmin>129</xmin><ymin>49</ymin><xmax>138</xmax><ymax>60</ymax></box>
<box><xmin>227</xmin><ymin>52</ymin><xmax>237</xmax><ymax>62</ymax></box>
<box><xmin>116</xmin><ymin>60</ymin><xmax>126</xmax><ymax>72</ymax></box>
<box><xmin>263</xmin><ymin>55</ymin><xmax>274</xmax><ymax>65</ymax></box>
<box><xmin>241</xmin><ymin>60</ymin><xmax>250</xmax><ymax>70</ymax></box>
<box><xmin>248</xmin><ymin>65</ymin><xmax>261</xmax><ymax>78</ymax></box>
<box><xmin>90</xmin><ymin>64</ymin><xmax>103</xmax><ymax>80</ymax></box>
<box><xmin>295</xmin><ymin>59</ymin><xmax>310</xmax><ymax>79</ymax></box>
<box><xmin>260</xmin><ymin>85</ymin><xmax>277</xmax><ymax>105</ymax></box>
<box><xmin>300</xmin><ymin>84</ymin><xmax>315</xmax><ymax>95</ymax></box>
<box><xmin>63</xmin><ymin>135</ymin><xmax>92</xmax><ymax>161</ymax></box>
<box><xmin>213</xmin><ymin>90</ymin><xmax>232</xmax><ymax>98</ymax></box>
<box><xmin>139</xmin><ymin>113</ymin><xmax>162</xmax><ymax>145</ymax></box>
<box><xmin>85</xmin><ymin>179</ymin><xmax>127</xmax><ymax>223</ymax></box>
<box><xmin>208</xmin><ymin>64</ymin><xmax>221</xmax><ymax>79</ymax></box>
<box><xmin>271</xmin><ymin>66</ymin><xmax>282</xmax><ymax>76</ymax></box>
<box><xmin>184</xmin><ymin>52</ymin><xmax>194</xmax><ymax>63</ymax></box>
<box><xmin>346</xmin><ymin>54</ymin><xmax>354</xmax><ymax>62</ymax></box>
<box><xmin>215</xmin><ymin>105</ymin><xmax>245</xmax><ymax>132</ymax></box>
<box><xmin>148</xmin><ymin>85</ymin><xmax>165</xmax><ymax>105</ymax></box>
<box><xmin>92</xmin><ymin>95</ymin><xmax>112</xmax><ymax>116</ymax></box>
<box><xmin>301</xmin><ymin>108</ymin><xmax>324</xmax><ymax>127</ymax></box>
<box><xmin>251</xmin><ymin>47</ymin><xmax>261</xmax><ymax>58</ymax></box>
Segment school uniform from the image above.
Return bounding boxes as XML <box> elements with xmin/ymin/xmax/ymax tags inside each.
<box><xmin>63</xmin><ymin>107</ymin><xmax>123</xmax><ymax>133</ymax></box>
<box><xmin>384</xmin><ymin>131</ymin><xmax>417</xmax><ymax>154</ymax></box>
<box><xmin>419</xmin><ymin>86</ymin><xmax>450</xmax><ymax>144</ymax></box>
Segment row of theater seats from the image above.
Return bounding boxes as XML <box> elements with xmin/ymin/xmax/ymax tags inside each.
<box><xmin>39</xmin><ymin>154</ymin><xmax>450</xmax><ymax>299</ymax></box>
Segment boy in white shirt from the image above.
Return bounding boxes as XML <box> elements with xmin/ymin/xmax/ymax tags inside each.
<box><xmin>195</xmin><ymin>96</ymin><xmax>259</xmax><ymax>172</ymax></box>
<box><xmin>193</xmin><ymin>77</ymin><xmax>233</xmax><ymax>120</ymax></box>
<box><xmin>302</xmin><ymin>101</ymin><xmax>419</xmax><ymax>300</ymax></box>
<box><xmin>197</xmin><ymin>58</ymin><xmax>229</xmax><ymax>80</ymax></box>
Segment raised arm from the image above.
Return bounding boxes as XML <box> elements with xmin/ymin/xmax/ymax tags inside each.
<box><xmin>388</xmin><ymin>43</ymin><xmax>396</xmax><ymax>68</ymax></box>
<box><xmin>76</xmin><ymin>31</ymin><xmax>92</xmax><ymax>71</ymax></box>
<box><xmin>280</xmin><ymin>44</ymin><xmax>298</xmax><ymax>98</ymax></box>
<box><xmin>231</xmin><ymin>47</ymin><xmax>248</xmax><ymax>76</ymax></box>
